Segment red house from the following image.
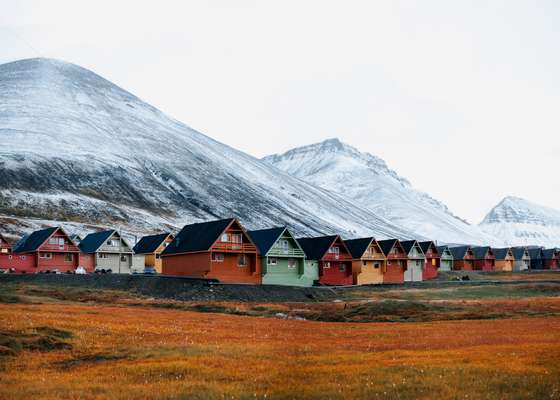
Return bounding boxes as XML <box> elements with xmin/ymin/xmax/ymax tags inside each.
<box><xmin>12</xmin><ymin>227</ymin><xmax>81</xmax><ymax>273</ymax></box>
<box><xmin>162</xmin><ymin>218</ymin><xmax>260</xmax><ymax>284</ymax></box>
<box><xmin>419</xmin><ymin>241</ymin><xmax>440</xmax><ymax>280</ymax></box>
<box><xmin>471</xmin><ymin>246</ymin><xmax>495</xmax><ymax>271</ymax></box>
<box><xmin>377</xmin><ymin>239</ymin><xmax>407</xmax><ymax>284</ymax></box>
<box><xmin>297</xmin><ymin>235</ymin><xmax>353</xmax><ymax>285</ymax></box>
<box><xmin>543</xmin><ymin>249</ymin><xmax>559</xmax><ymax>270</ymax></box>
<box><xmin>0</xmin><ymin>234</ymin><xmax>16</xmax><ymax>272</ymax></box>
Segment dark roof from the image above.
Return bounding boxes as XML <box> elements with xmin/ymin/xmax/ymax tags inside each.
<box><xmin>493</xmin><ymin>248</ymin><xmax>512</xmax><ymax>260</ymax></box>
<box><xmin>471</xmin><ymin>246</ymin><xmax>492</xmax><ymax>259</ymax></box>
<box><xmin>163</xmin><ymin>218</ymin><xmax>235</xmax><ymax>255</ymax></box>
<box><xmin>449</xmin><ymin>246</ymin><xmax>471</xmax><ymax>259</ymax></box>
<box><xmin>377</xmin><ymin>239</ymin><xmax>399</xmax><ymax>256</ymax></box>
<box><xmin>437</xmin><ymin>245</ymin><xmax>450</xmax><ymax>254</ymax></box>
<box><xmin>528</xmin><ymin>248</ymin><xmax>543</xmax><ymax>259</ymax></box>
<box><xmin>296</xmin><ymin>235</ymin><xmax>338</xmax><ymax>260</ymax></box>
<box><xmin>542</xmin><ymin>249</ymin><xmax>558</xmax><ymax>260</ymax></box>
<box><xmin>79</xmin><ymin>230</ymin><xmax>115</xmax><ymax>253</ymax></box>
<box><xmin>248</xmin><ymin>227</ymin><xmax>286</xmax><ymax>255</ymax></box>
<box><xmin>13</xmin><ymin>227</ymin><xmax>57</xmax><ymax>253</ymax></box>
<box><xmin>344</xmin><ymin>237</ymin><xmax>375</xmax><ymax>259</ymax></box>
<box><xmin>133</xmin><ymin>233</ymin><xmax>171</xmax><ymax>254</ymax></box>
<box><xmin>400</xmin><ymin>240</ymin><xmax>420</xmax><ymax>254</ymax></box>
<box><xmin>511</xmin><ymin>247</ymin><xmax>528</xmax><ymax>259</ymax></box>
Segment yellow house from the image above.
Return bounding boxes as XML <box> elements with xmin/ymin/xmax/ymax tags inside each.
<box><xmin>132</xmin><ymin>233</ymin><xmax>174</xmax><ymax>273</ymax></box>
<box><xmin>344</xmin><ymin>237</ymin><xmax>387</xmax><ymax>285</ymax></box>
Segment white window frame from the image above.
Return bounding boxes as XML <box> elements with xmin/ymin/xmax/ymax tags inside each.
<box><xmin>268</xmin><ymin>257</ymin><xmax>277</xmax><ymax>265</ymax></box>
<box><xmin>238</xmin><ymin>254</ymin><xmax>249</xmax><ymax>267</ymax></box>
<box><xmin>39</xmin><ymin>252</ymin><xmax>52</xmax><ymax>259</ymax></box>
<box><xmin>287</xmin><ymin>258</ymin><xmax>297</xmax><ymax>269</ymax></box>
<box><xmin>64</xmin><ymin>253</ymin><xmax>73</xmax><ymax>262</ymax></box>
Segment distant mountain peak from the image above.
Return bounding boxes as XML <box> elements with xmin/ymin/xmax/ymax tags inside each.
<box><xmin>263</xmin><ymin>140</ymin><xmax>498</xmax><ymax>245</ymax></box>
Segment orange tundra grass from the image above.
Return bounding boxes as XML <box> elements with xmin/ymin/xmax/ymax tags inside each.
<box><xmin>0</xmin><ymin>303</ymin><xmax>559</xmax><ymax>400</ymax></box>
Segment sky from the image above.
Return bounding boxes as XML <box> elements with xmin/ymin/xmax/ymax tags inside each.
<box><xmin>1</xmin><ymin>0</ymin><xmax>559</xmax><ymax>224</ymax></box>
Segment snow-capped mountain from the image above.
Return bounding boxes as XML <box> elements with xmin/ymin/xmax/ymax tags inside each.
<box><xmin>0</xmin><ymin>58</ymin><xmax>414</xmax><ymax>240</ymax></box>
<box><xmin>479</xmin><ymin>196</ymin><xmax>560</xmax><ymax>247</ymax></box>
<box><xmin>263</xmin><ymin>139</ymin><xmax>500</xmax><ymax>245</ymax></box>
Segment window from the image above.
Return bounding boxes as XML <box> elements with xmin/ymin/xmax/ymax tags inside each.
<box><xmin>49</xmin><ymin>237</ymin><xmax>64</xmax><ymax>245</ymax></box>
<box><xmin>156</xmin><ymin>254</ymin><xmax>161</xmax><ymax>259</ymax></box>
<box><xmin>9</xmin><ymin>255</ymin><xmax>13</xmax><ymax>260</ymax></box>
<box><xmin>339</xmin><ymin>264</ymin><xmax>346</xmax><ymax>272</ymax></box>
<box><xmin>328</xmin><ymin>246</ymin><xmax>340</xmax><ymax>255</ymax></box>
<box><xmin>107</xmin><ymin>239</ymin><xmax>119</xmax><ymax>247</ymax></box>
<box><xmin>363</xmin><ymin>260</ymin><xmax>367</xmax><ymax>266</ymax></box>
<box><xmin>288</xmin><ymin>259</ymin><xmax>296</xmax><ymax>269</ymax></box>
<box><xmin>391</xmin><ymin>247</ymin><xmax>398</xmax><ymax>254</ymax></box>
<box><xmin>20</xmin><ymin>256</ymin><xmax>26</xmax><ymax>260</ymax></box>
<box><xmin>238</xmin><ymin>254</ymin><xmax>248</xmax><ymax>267</ymax></box>
<box><xmin>268</xmin><ymin>257</ymin><xmax>277</xmax><ymax>265</ymax></box>
<box><xmin>432</xmin><ymin>258</ymin><xmax>436</xmax><ymax>266</ymax></box>
<box><xmin>231</xmin><ymin>234</ymin><xmax>242</xmax><ymax>243</ymax></box>
<box><xmin>221</xmin><ymin>233</ymin><xmax>229</xmax><ymax>243</ymax></box>
<box><xmin>98</xmin><ymin>253</ymin><xmax>108</xmax><ymax>259</ymax></box>
<box><xmin>39</xmin><ymin>252</ymin><xmax>52</xmax><ymax>259</ymax></box>
<box><xmin>120</xmin><ymin>255</ymin><xmax>128</xmax><ymax>262</ymax></box>
<box><xmin>374</xmin><ymin>262</ymin><xmax>380</xmax><ymax>269</ymax></box>
<box><xmin>1</xmin><ymin>248</ymin><xmax>7</xmax><ymax>254</ymax></box>
<box><xmin>212</xmin><ymin>253</ymin><xmax>225</xmax><ymax>262</ymax></box>
<box><xmin>163</xmin><ymin>242</ymin><xmax>168</xmax><ymax>247</ymax></box>
<box><xmin>324</xmin><ymin>262</ymin><xmax>331</xmax><ymax>269</ymax></box>
<box><xmin>278</xmin><ymin>240</ymin><xmax>289</xmax><ymax>253</ymax></box>
<box><xmin>64</xmin><ymin>254</ymin><xmax>73</xmax><ymax>262</ymax></box>
<box><xmin>415</xmin><ymin>260</ymin><xmax>420</xmax><ymax>266</ymax></box>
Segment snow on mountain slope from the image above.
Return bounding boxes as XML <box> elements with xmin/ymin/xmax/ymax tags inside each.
<box><xmin>479</xmin><ymin>196</ymin><xmax>560</xmax><ymax>247</ymax></box>
<box><xmin>0</xmin><ymin>58</ymin><xmax>414</xmax><ymax>240</ymax></box>
<box><xmin>263</xmin><ymin>139</ymin><xmax>500</xmax><ymax>245</ymax></box>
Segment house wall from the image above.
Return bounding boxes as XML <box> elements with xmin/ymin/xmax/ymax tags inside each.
<box><xmin>530</xmin><ymin>258</ymin><xmax>544</xmax><ymax>270</ymax></box>
<box><xmin>79</xmin><ymin>253</ymin><xmax>95</xmax><ymax>272</ymax></box>
<box><xmin>544</xmin><ymin>259</ymin><xmax>559</xmax><ymax>270</ymax></box>
<box><xmin>0</xmin><ymin>253</ymin><xmax>35</xmax><ymax>273</ymax></box>
<box><xmin>439</xmin><ymin>258</ymin><xmax>453</xmax><ymax>271</ymax></box>
<box><xmin>383</xmin><ymin>259</ymin><xmax>405</xmax><ymax>284</ymax></box>
<box><xmin>474</xmin><ymin>259</ymin><xmax>495</xmax><ymax>271</ymax></box>
<box><xmin>261</xmin><ymin>257</ymin><xmax>313</xmax><ymax>287</ymax></box>
<box><xmin>423</xmin><ymin>257</ymin><xmax>440</xmax><ymax>280</ymax></box>
<box><xmin>162</xmin><ymin>253</ymin><xmax>211</xmax><ymax>277</ymax></box>
<box><xmin>353</xmin><ymin>259</ymin><xmax>385</xmax><ymax>285</ymax></box>
<box><xmin>405</xmin><ymin>258</ymin><xmax>424</xmax><ymax>282</ymax></box>
<box><xmin>495</xmin><ymin>259</ymin><xmax>514</xmax><ymax>271</ymax></box>
<box><xmin>513</xmin><ymin>258</ymin><xmax>530</xmax><ymax>271</ymax></box>
<box><xmin>454</xmin><ymin>259</ymin><xmax>474</xmax><ymax>271</ymax></box>
<box><xmin>318</xmin><ymin>261</ymin><xmax>352</xmax><ymax>285</ymax></box>
<box><xmin>36</xmin><ymin>252</ymin><xmax>79</xmax><ymax>272</ymax></box>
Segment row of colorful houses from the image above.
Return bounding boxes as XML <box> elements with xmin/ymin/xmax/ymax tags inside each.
<box><xmin>1</xmin><ymin>218</ymin><xmax>559</xmax><ymax>286</ymax></box>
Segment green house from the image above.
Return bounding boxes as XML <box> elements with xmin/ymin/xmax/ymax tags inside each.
<box><xmin>248</xmin><ymin>227</ymin><xmax>317</xmax><ymax>287</ymax></box>
<box><xmin>437</xmin><ymin>245</ymin><xmax>454</xmax><ymax>271</ymax></box>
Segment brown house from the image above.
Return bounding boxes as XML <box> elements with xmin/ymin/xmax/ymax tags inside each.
<box><xmin>161</xmin><ymin>218</ymin><xmax>259</xmax><ymax>284</ymax></box>
<box><xmin>377</xmin><ymin>239</ymin><xmax>407</xmax><ymax>284</ymax></box>
<box><xmin>133</xmin><ymin>232</ymin><xmax>175</xmax><ymax>273</ymax></box>
<box><xmin>449</xmin><ymin>246</ymin><xmax>475</xmax><ymax>271</ymax></box>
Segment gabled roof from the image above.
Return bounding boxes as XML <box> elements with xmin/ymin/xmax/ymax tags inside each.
<box><xmin>493</xmin><ymin>248</ymin><xmax>512</xmax><ymax>260</ymax></box>
<box><xmin>472</xmin><ymin>246</ymin><xmax>493</xmax><ymax>259</ymax></box>
<box><xmin>13</xmin><ymin>227</ymin><xmax>58</xmax><ymax>253</ymax></box>
<box><xmin>133</xmin><ymin>233</ymin><xmax>172</xmax><ymax>254</ymax></box>
<box><xmin>511</xmin><ymin>247</ymin><xmax>529</xmax><ymax>259</ymax></box>
<box><xmin>542</xmin><ymin>249</ymin><xmax>559</xmax><ymax>260</ymax></box>
<box><xmin>377</xmin><ymin>239</ymin><xmax>401</xmax><ymax>256</ymax></box>
<box><xmin>248</xmin><ymin>227</ymin><xmax>288</xmax><ymax>256</ymax></box>
<box><xmin>400</xmin><ymin>240</ymin><xmax>424</xmax><ymax>256</ymax></box>
<box><xmin>419</xmin><ymin>241</ymin><xmax>438</xmax><ymax>256</ymax></box>
<box><xmin>528</xmin><ymin>248</ymin><xmax>543</xmax><ymax>259</ymax></box>
<box><xmin>79</xmin><ymin>230</ymin><xmax>116</xmax><ymax>253</ymax></box>
<box><xmin>296</xmin><ymin>235</ymin><xmax>339</xmax><ymax>260</ymax></box>
<box><xmin>448</xmin><ymin>246</ymin><xmax>471</xmax><ymax>260</ymax></box>
<box><xmin>344</xmin><ymin>237</ymin><xmax>377</xmax><ymax>259</ymax></box>
<box><xmin>163</xmin><ymin>218</ymin><xmax>240</xmax><ymax>255</ymax></box>
<box><xmin>437</xmin><ymin>245</ymin><xmax>452</xmax><ymax>257</ymax></box>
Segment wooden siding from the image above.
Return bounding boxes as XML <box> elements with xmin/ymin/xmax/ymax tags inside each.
<box><xmin>383</xmin><ymin>259</ymin><xmax>405</xmax><ymax>284</ymax></box>
<box><xmin>353</xmin><ymin>259</ymin><xmax>385</xmax><ymax>285</ymax></box>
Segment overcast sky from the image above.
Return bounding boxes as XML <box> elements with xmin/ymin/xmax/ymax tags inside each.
<box><xmin>1</xmin><ymin>1</ymin><xmax>559</xmax><ymax>224</ymax></box>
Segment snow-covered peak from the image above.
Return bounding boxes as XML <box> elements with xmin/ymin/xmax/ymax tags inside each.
<box><xmin>264</xmin><ymin>140</ymin><xmax>499</xmax><ymax>245</ymax></box>
<box><xmin>481</xmin><ymin>196</ymin><xmax>560</xmax><ymax>226</ymax></box>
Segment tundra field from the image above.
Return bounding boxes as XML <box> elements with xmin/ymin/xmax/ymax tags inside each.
<box><xmin>1</xmin><ymin>275</ymin><xmax>560</xmax><ymax>399</ymax></box>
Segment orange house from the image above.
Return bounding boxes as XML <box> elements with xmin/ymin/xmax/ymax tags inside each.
<box><xmin>344</xmin><ymin>237</ymin><xmax>387</xmax><ymax>285</ymax></box>
<box><xmin>449</xmin><ymin>246</ymin><xmax>475</xmax><ymax>271</ymax></box>
<box><xmin>161</xmin><ymin>218</ymin><xmax>259</xmax><ymax>284</ymax></box>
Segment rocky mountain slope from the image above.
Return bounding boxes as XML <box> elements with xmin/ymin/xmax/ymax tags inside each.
<box><xmin>479</xmin><ymin>196</ymin><xmax>560</xmax><ymax>247</ymax></box>
<box><xmin>263</xmin><ymin>139</ymin><xmax>500</xmax><ymax>245</ymax></box>
<box><xmin>0</xmin><ymin>58</ymin><xmax>414</xmax><ymax>240</ymax></box>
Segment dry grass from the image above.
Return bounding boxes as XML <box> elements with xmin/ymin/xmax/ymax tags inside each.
<box><xmin>1</xmin><ymin>301</ymin><xmax>559</xmax><ymax>399</ymax></box>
